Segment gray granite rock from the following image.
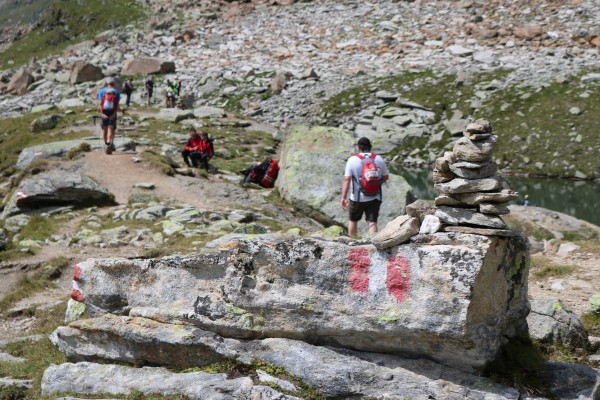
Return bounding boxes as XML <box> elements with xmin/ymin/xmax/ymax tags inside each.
<box><xmin>64</xmin><ymin>234</ymin><xmax>529</xmax><ymax>371</ymax></box>
<box><xmin>2</xmin><ymin>169</ymin><xmax>113</xmax><ymax>218</ymax></box>
<box><xmin>453</xmin><ymin>135</ymin><xmax>498</xmax><ymax>162</ymax></box>
<box><xmin>42</xmin><ymin>362</ymin><xmax>296</xmax><ymax>400</ymax></box>
<box><xmin>436</xmin><ymin>206</ymin><xmax>507</xmax><ymax>229</ymax></box>
<box><xmin>434</xmin><ymin>177</ymin><xmax>502</xmax><ymax>194</ymax></box>
<box><xmin>30</xmin><ymin>115</ymin><xmax>62</xmax><ymax>132</ymax></box>
<box><xmin>480</xmin><ymin>203</ymin><xmax>510</xmax><ymax>215</ymax></box>
<box><xmin>527</xmin><ymin>299</ymin><xmax>589</xmax><ymax>348</ymax></box>
<box><xmin>449</xmin><ymin>161</ymin><xmax>497</xmax><ymax>179</ymax></box>
<box><xmin>371</xmin><ymin>215</ymin><xmax>420</xmax><ymax>249</ymax></box>
<box><xmin>437</xmin><ymin>190</ymin><xmax>519</xmax><ymax>206</ymax></box>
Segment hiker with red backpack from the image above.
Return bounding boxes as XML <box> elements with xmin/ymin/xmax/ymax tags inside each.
<box><xmin>340</xmin><ymin>137</ymin><xmax>389</xmax><ymax>237</ymax></box>
<box><xmin>97</xmin><ymin>78</ymin><xmax>124</xmax><ymax>155</ymax></box>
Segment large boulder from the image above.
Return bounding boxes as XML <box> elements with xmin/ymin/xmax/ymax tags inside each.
<box><xmin>121</xmin><ymin>57</ymin><xmax>176</xmax><ymax>75</ymax></box>
<box><xmin>63</xmin><ymin>233</ymin><xmax>530</xmax><ymax>372</ymax></box>
<box><xmin>69</xmin><ymin>61</ymin><xmax>104</xmax><ymax>84</ymax></box>
<box><xmin>277</xmin><ymin>125</ymin><xmax>413</xmax><ymax>229</ymax></box>
<box><xmin>1</xmin><ymin>170</ymin><xmax>114</xmax><ymax>218</ymax></box>
<box><xmin>16</xmin><ymin>137</ymin><xmax>136</xmax><ymax>170</ymax></box>
<box><xmin>7</xmin><ymin>69</ymin><xmax>34</xmax><ymax>95</ymax></box>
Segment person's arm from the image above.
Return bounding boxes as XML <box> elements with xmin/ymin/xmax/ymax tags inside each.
<box><xmin>341</xmin><ymin>176</ymin><xmax>351</xmax><ymax>210</ymax></box>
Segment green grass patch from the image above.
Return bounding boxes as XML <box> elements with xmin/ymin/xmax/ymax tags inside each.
<box><xmin>0</xmin><ymin>109</ymin><xmax>94</xmax><ymax>177</ymax></box>
<box><xmin>476</xmin><ymin>70</ymin><xmax>600</xmax><ymax>178</ymax></box>
<box><xmin>0</xmin><ymin>0</ymin><xmax>146</xmax><ymax>69</ymax></box>
<box><xmin>18</xmin><ymin>214</ymin><xmax>62</xmax><ymax>241</ymax></box>
<box><xmin>0</xmin><ymin>256</ymin><xmax>70</xmax><ymax>312</ymax></box>
<box><xmin>530</xmin><ymin>255</ymin><xmax>576</xmax><ymax>280</ymax></box>
<box><xmin>581</xmin><ymin>312</ymin><xmax>600</xmax><ymax>336</ymax></box>
<box><xmin>139</xmin><ymin>149</ymin><xmax>177</xmax><ymax>176</ymax></box>
<box><xmin>64</xmin><ymin>142</ymin><xmax>91</xmax><ymax>160</ymax></box>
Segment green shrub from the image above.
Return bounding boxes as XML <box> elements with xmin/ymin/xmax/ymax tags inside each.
<box><xmin>589</xmin><ymin>293</ymin><xmax>600</xmax><ymax>316</ymax></box>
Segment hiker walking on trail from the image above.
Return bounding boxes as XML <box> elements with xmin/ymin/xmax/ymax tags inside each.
<box><xmin>182</xmin><ymin>129</ymin><xmax>213</xmax><ymax>171</ymax></box>
<box><xmin>165</xmin><ymin>79</ymin><xmax>175</xmax><ymax>108</ymax></box>
<box><xmin>123</xmin><ymin>78</ymin><xmax>134</xmax><ymax>107</ymax></box>
<box><xmin>340</xmin><ymin>137</ymin><xmax>389</xmax><ymax>237</ymax></box>
<box><xmin>98</xmin><ymin>78</ymin><xmax>124</xmax><ymax>155</ymax></box>
<box><xmin>145</xmin><ymin>75</ymin><xmax>154</xmax><ymax>106</ymax></box>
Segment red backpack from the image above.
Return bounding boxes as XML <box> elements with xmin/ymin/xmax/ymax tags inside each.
<box><xmin>260</xmin><ymin>159</ymin><xmax>279</xmax><ymax>188</ymax></box>
<box><xmin>101</xmin><ymin>88</ymin><xmax>118</xmax><ymax>114</ymax></box>
<box><xmin>356</xmin><ymin>153</ymin><xmax>382</xmax><ymax>197</ymax></box>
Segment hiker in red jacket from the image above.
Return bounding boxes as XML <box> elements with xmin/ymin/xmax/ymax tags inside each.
<box><xmin>182</xmin><ymin>129</ymin><xmax>213</xmax><ymax>171</ymax></box>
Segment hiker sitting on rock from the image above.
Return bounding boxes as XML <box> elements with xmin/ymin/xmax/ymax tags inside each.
<box><xmin>182</xmin><ymin>129</ymin><xmax>213</xmax><ymax>171</ymax></box>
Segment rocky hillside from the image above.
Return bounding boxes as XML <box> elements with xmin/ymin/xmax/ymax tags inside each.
<box><xmin>1</xmin><ymin>0</ymin><xmax>600</xmax><ymax>179</ymax></box>
<box><xmin>1</xmin><ymin>1</ymin><xmax>600</xmax><ymax>399</ymax></box>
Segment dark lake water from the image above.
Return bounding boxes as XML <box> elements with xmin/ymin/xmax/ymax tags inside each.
<box><xmin>396</xmin><ymin>168</ymin><xmax>600</xmax><ymax>227</ymax></box>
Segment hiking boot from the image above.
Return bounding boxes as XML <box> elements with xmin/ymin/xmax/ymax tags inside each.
<box><xmin>104</xmin><ymin>145</ymin><xmax>112</xmax><ymax>155</ymax></box>
<box><xmin>109</xmin><ymin>143</ymin><xmax>116</xmax><ymax>152</ymax></box>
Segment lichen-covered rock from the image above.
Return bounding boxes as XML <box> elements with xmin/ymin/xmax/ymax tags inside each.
<box><xmin>65</xmin><ymin>234</ymin><xmax>530</xmax><ymax>371</ymax></box>
<box><xmin>2</xmin><ymin>169</ymin><xmax>114</xmax><ymax>218</ymax></box>
<box><xmin>277</xmin><ymin>125</ymin><xmax>413</xmax><ymax>231</ymax></box>
<box><xmin>527</xmin><ymin>299</ymin><xmax>589</xmax><ymax>348</ymax></box>
<box><xmin>30</xmin><ymin>115</ymin><xmax>62</xmax><ymax>132</ymax></box>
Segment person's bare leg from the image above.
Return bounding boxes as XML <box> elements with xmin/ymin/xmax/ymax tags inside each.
<box><xmin>367</xmin><ymin>221</ymin><xmax>378</xmax><ymax>234</ymax></box>
<box><xmin>108</xmin><ymin>126</ymin><xmax>116</xmax><ymax>145</ymax></box>
<box><xmin>102</xmin><ymin>126</ymin><xmax>108</xmax><ymax>145</ymax></box>
<box><xmin>348</xmin><ymin>220</ymin><xmax>358</xmax><ymax>237</ymax></box>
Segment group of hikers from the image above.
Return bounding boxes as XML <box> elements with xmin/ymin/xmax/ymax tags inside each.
<box><xmin>98</xmin><ymin>77</ymin><xmax>387</xmax><ymax>237</ymax></box>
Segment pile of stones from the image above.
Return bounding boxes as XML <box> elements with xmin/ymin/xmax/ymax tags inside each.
<box><xmin>432</xmin><ymin>119</ymin><xmax>519</xmax><ymax>235</ymax></box>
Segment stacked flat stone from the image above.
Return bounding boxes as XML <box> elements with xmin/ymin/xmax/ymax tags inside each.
<box><xmin>432</xmin><ymin>119</ymin><xmax>519</xmax><ymax>235</ymax></box>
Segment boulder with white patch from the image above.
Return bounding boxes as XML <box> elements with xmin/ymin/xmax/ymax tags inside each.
<box><xmin>60</xmin><ymin>234</ymin><xmax>529</xmax><ymax>372</ymax></box>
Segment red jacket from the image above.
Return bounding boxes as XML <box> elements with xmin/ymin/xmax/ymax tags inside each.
<box><xmin>184</xmin><ymin>136</ymin><xmax>212</xmax><ymax>156</ymax></box>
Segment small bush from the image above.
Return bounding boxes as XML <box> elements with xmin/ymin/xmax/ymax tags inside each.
<box><xmin>64</xmin><ymin>142</ymin><xmax>92</xmax><ymax>160</ymax></box>
<box><xmin>589</xmin><ymin>293</ymin><xmax>600</xmax><ymax>316</ymax></box>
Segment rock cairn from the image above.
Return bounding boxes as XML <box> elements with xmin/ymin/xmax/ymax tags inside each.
<box><xmin>432</xmin><ymin>119</ymin><xmax>519</xmax><ymax>235</ymax></box>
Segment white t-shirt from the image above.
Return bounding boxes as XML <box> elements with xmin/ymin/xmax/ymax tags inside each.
<box><xmin>344</xmin><ymin>153</ymin><xmax>389</xmax><ymax>202</ymax></box>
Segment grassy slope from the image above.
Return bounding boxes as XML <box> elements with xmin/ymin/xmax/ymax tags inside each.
<box><xmin>0</xmin><ymin>0</ymin><xmax>145</xmax><ymax>70</ymax></box>
<box><xmin>320</xmin><ymin>69</ymin><xmax>600</xmax><ymax>180</ymax></box>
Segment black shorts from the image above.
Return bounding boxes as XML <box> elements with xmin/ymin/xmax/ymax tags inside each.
<box><xmin>101</xmin><ymin>117</ymin><xmax>117</xmax><ymax>128</ymax></box>
<box><xmin>349</xmin><ymin>199</ymin><xmax>381</xmax><ymax>223</ymax></box>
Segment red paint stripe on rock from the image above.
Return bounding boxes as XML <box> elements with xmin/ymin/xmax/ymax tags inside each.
<box><xmin>73</xmin><ymin>264</ymin><xmax>81</xmax><ymax>281</ymax></box>
<box><xmin>348</xmin><ymin>248</ymin><xmax>370</xmax><ymax>293</ymax></box>
<box><xmin>386</xmin><ymin>256</ymin><xmax>410</xmax><ymax>302</ymax></box>
<box><xmin>71</xmin><ymin>288</ymin><xmax>84</xmax><ymax>302</ymax></box>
